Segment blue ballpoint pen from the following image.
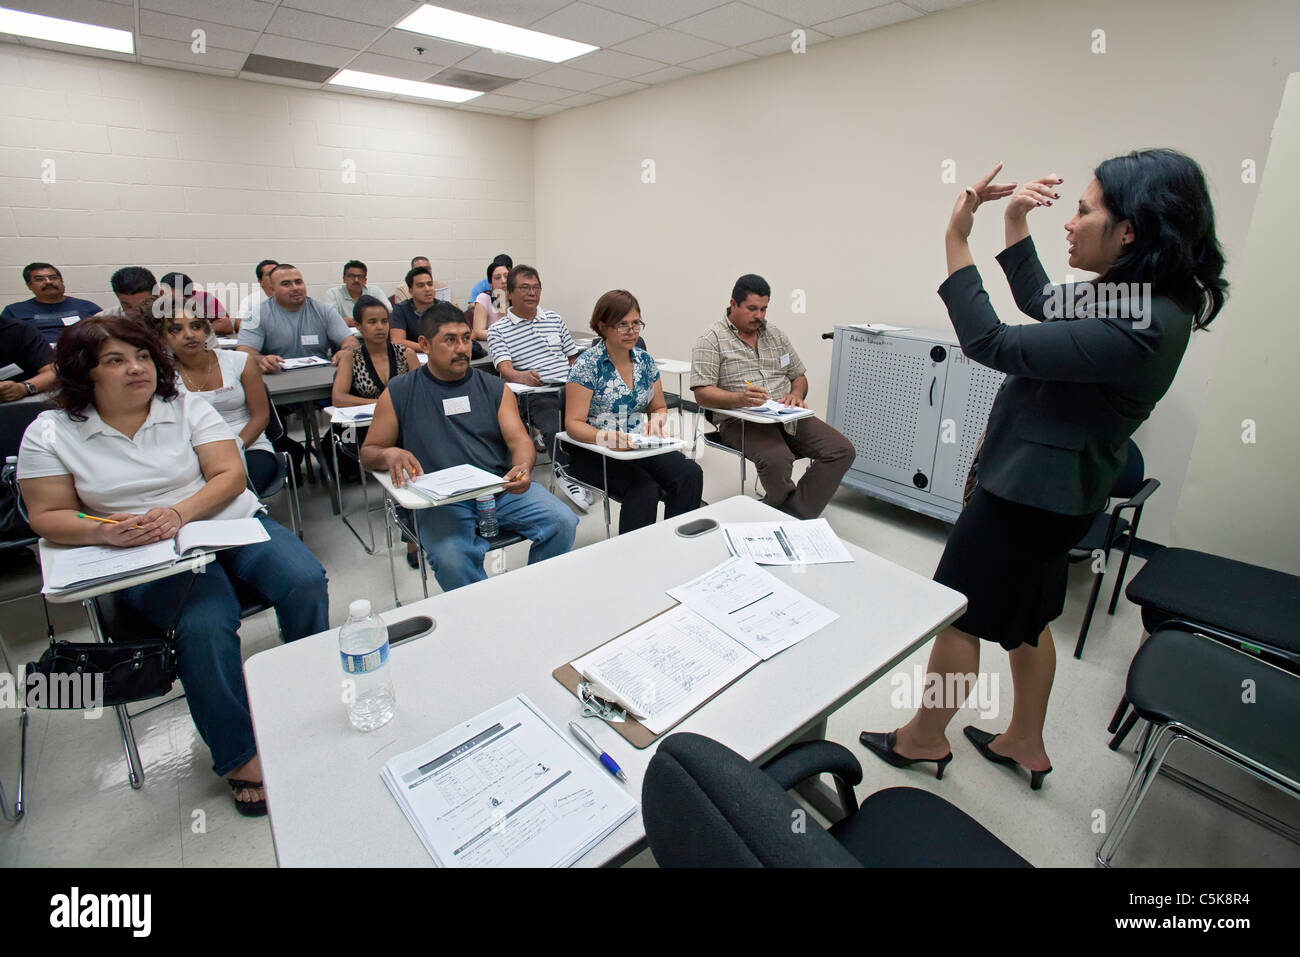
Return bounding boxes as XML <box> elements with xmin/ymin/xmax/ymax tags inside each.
<box><xmin>568</xmin><ymin>721</ymin><xmax>627</xmax><ymax>782</ymax></box>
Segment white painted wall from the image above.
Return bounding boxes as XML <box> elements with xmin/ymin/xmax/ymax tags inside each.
<box><xmin>534</xmin><ymin>0</ymin><xmax>1300</xmax><ymax>543</ymax></box>
<box><xmin>1171</xmin><ymin>73</ymin><xmax>1300</xmax><ymax>575</ymax></box>
<box><xmin>0</xmin><ymin>44</ymin><xmax>534</xmax><ymax>309</ymax></box>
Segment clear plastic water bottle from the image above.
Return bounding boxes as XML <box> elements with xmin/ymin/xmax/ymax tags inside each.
<box><xmin>338</xmin><ymin>599</ymin><xmax>396</xmax><ymax>731</ymax></box>
<box><xmin>476</xmin><ymin>493</ymin><xmax>499</xmax><ymax>538</ymax></box>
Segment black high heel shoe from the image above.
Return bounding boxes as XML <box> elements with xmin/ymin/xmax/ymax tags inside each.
<box><xmin>963</xmin><ymin>726</ymin><xmax>1052</xmax><ymax>791</ymax></box>
<box><xmin>859</xmin><ymin>730</ymin><xmax>953</xmax><ymax>780</ymax></box>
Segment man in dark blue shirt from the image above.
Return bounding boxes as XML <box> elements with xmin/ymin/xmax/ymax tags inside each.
<box><xmin>0</xmin><ymin>263</ymin><xmax>101</xmax><ymax>345</ymax></box>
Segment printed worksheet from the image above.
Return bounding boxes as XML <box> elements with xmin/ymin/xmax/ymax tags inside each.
<box><xmin>722</xmin><ymin>519</ymin><xmax>855</xmax><ymax>565</ymax></box>
<box><xmin>381</xmin><ymin>695</ymin><xmax>636</xmax><ymax>868</ymax></box>
<box><xmin>666</xmin><ymin>556</ymin><xmax>838</xmax><ymax>660</ymax></box>
<box><xmin>571</xmin><ymin>604</ymin><xmax>760</xmax><ymax>735</ymax></box>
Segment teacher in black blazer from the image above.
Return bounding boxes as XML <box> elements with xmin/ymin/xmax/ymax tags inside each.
<box><xmin>862</xmin><ymin>149</ymin><xmax>1228</xmax><ymax>789</ymax></box>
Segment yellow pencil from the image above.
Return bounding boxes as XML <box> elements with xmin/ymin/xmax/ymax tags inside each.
<box><xmin>77</xmin><ymin>512</ymin><xmax>120</xmax><ymax>525</ymax></box>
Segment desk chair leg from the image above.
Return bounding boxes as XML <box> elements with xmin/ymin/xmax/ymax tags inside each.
<box><xmin>335</xmin><ymin>435</ymin><xmax>377</xmax><ymax>555</ymax></box>
<box><xmin>1110</xmin><ymin>712</ymin><xmax>1140</xmax><ymax>752</ymax></box>
<box><xmin>384</xmin><ymin>498</ymin><xmax>400</xmax><ymax>608</ymax></box>
<box><xmin>601</xmin><ymin>454</ymin><xmax>612</xmax><ymax>540</ymax></box>
<box><xmin>0</xmin><ymin>637</ymin><xmax>28</xmax><ymax>821</ymax></box>
<box><xmin>1108</xmin><ymin>520</ymin><xmax>1140</xmax><ymax>615</ymax></box>
<box><xmin>85</xmin><ymin>598</ymin><xmax>145</xmax><ymax>788</ymax></box>
<box><xmin>284</xmin><ymin>451</ymin><xmax>303</xmax><ymax>539</ymax></box>
<box><xmin>1074</xmin><ymin>562</ymin><xmax>1107</xmax><ymax>659</ymax></box>
<box><xmin>739</xmin><ymin>420</ymin><xmax>747</xmax><ymax>496</ymax></box>
<box><xmin>1097</xmin><ymin>725</ymin><xmax>1176</xmax><ymax>867</ymax></box>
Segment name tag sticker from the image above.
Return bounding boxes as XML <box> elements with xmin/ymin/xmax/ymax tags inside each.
<box><xmin>0</xmin><ymin>362</ymin><xmax>23</xmax><ymax>380</ymax></box>
<box><xmin>61</xmin><ymin>315</ymin><xmax>80</xmax><ymax>326</ymax></box>
<box><xmin>443</xmin><ymin>396</ymin><xmax>471</xmax><ymax>416</ymax></box>
<box><xmin>780</xmin><ymin>353</ymin><xmax>790</xmax><ymax>368</ymax></box>
<box><xmin>545</xmin><ymin>333</ymin><xmax>561</xmax><ymax>347</ymax></box>
<box><xmin>301</xmin><ymin>334</ymin><xmax>319</xmax><ymax>346</ymax></box>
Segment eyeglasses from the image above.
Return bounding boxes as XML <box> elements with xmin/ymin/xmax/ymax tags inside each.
<box><xmin>614</xmin><ymin>320</ymin><xmax>645</xmax><ymax>333</ymax></box>
<box><xmin>514</xmin><ymin>283</ymin><xmax>542</xmax><ymax>293</ymax></box>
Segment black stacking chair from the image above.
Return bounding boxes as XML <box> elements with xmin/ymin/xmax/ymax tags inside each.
<box><xmin>1069</xmin><ymin>439</ymin><xmax>1159</xmax><ymax>659</ymax></box>
<box><xmin>1107</xmin><ymin>548</ymin><xmax>1300</xmax><ymax>751</ymax></box>
<box><xmin>642</xmin><ymin>732</ymin><xmax>1029</xmax><ymax>867</ymax></box>
<box><xmin>253</xmin><ymin>383</ymin><xmax>301</xmax><ymax>538</ymax></box>
<box><xmin>1097</xmin><ymin>625</ymin><xmax>1300</xmax><ymax>866</ymax></box>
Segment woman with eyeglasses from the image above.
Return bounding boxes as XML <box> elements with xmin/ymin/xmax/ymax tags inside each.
<box><xmin>564</xmin><ymin>290</ymin><xmax>702</xmax><ymax>533</ymax></box>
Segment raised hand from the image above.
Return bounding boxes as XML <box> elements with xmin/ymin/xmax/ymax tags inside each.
<box><xmin>1006</xmin><ymin>174</ymin><xmax>1064</xmax><ymax>221</ymax></box>
<box><xmin>948</xmin><ymin>162</ymin><xmax>1018</xmax><ymax>240</ymax></box>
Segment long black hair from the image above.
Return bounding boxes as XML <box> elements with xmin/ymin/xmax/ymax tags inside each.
<box><xmin>1094</xmin><ymin>148</ymin><xmax>1228</xmax><ymax>329</ymax></box>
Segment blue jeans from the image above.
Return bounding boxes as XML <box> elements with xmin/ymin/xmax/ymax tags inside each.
<box><xmin>118</xmin><ymin>515</ymin><xmax>329</xmax><ymax>776</ymax></box>
<box><xmin>413</xmin><ymin>483</ymin><xmax>578</xmax><ymax>592</ymax></box>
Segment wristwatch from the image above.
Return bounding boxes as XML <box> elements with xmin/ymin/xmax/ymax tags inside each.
<box><xmin>23</xmin><ymin>381</ymin><xmax>37</xmax><ymax>396</ymax></box>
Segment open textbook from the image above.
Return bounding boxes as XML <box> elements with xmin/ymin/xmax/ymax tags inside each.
<box><xmin>381</xmin><ymin>695</ymin><xmax>636</xmax><ymax>867</ymax></box>
<box><xmin>44</xmin><ymin>517</ymin><xmax>269</xmax><ymax>592</ymax></box>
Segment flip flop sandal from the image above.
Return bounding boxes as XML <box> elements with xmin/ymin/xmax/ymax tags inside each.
<box><xmin>228</xmin><ymin>777</ymin><xmax>268</xmax><ymax>817</ymax></box>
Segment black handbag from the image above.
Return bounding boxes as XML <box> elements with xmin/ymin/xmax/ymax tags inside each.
<box><xmin>24</xmin><ymin>569</ymin><xmax>198</xmax><ymax>710</ymax></box>
<box><xmin>25</xmin><ymin>639</ymin><xmax>176</xmax><ymax>708</ymax></box>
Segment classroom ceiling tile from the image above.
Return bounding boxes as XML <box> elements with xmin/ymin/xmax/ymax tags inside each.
<box><xmin>427</xmin><ymin>65</ymin><xmax>518</xmax><ymax>92</ymax></box>
<box><xmin>909</xmin><ymin>0</ymin><xmax>983</xmax><ymax>11</ymax></box>
<box><xmin>814</xmin><ymin>2</ymin><xmax>920</xmax><ymax>37</ymax></box>
<box><xmin>740</xmin><ymin>27</ymin><xmax>830</xmax><ymax>56</ymax></box>
<box><xmin>584</xmin><ymin>0</ymin><xmax>725</xmax><ymax>27</ymax></box>
<box><xmin>612</xmin><ymin>28</ymin><xmax>725</xmax><ymax>64</ymax></box>
<box><xmin>493</xmin><ymin>80</ymin><xmax>577</xmax><ymax>102</ymax></box>
<box><xmin>141</xmin><ymin>0</ymin><xmax>274</xmax><ymax>32</ymax></box>
<box><xmin>241</xmin><ymin>54</ymin><xmax>338</xmax><ymax>84</ymax></box>
<box><xmin>466</xmin><ymin>92</ymin><xmax>543</xmax><ymax>112</ymax></box>
<box><xmin>139</xmin><ymin>10</ymin><xmax>261</xmax><ymax>51</ymax></box>
<box><xmin>679</xmin><ymin>47</ymin><xmax>756</xmax><ymax>72</ymax></box>
<box><xmin>633</xmin><ymin>64</ymin><xmax>695</xmax><ymax>85</ymax></box>
<box><xmin>136</xmin><ymin>37</ymin><xmax>250</xmax><ymax>71</ymax></box>
<box><xmin>566</xmin><ymin>48</ymin><xmax>665</xmax><ymax>78</ymax></box>
<box><xmin>525</xmin><ymin>64</ymin><xmax>612</xmax><ymax>92</ymax></box>
<box><xmin>349</xmin><ymin>51</ymin><xmax>446</xmax><ymax>81</ymax></box>
<box><xmin>280</xmin><ymin>0</ymin><xmax>422</xmax><ymax>28</ymax></box>
<box><xmin>672</xmin><ymin>2</ymin><xmax>799</xmax><ymax>47</ymax></box>
<box><xmin>141</xmin><ymin>57</ymin><xmax>238</xmax><ymax>78</ymax></box>
<box><xmin>264</xmin><ymin>8</ymin><xmax>386</xmax><ymax>50</ymax></box>
<box><xmin>556</xmin><ymin>91</ymin><xmax>605</xmax><ymax>107</ymax></box>
<box><xmin>455</xmin><ymin>48</ymin><xmax>554</xmax><ymax>80</ymax></box>
<box><xmin>744</xmin><ymin>0</ymin><xmax>894</xmax><ymax>23</ymax></box>
<box><xmin>590</xmin><ymin>78</ymin><xmax>648</xmax><ymax>97</ymax></box>
<box><xmin>526</xmin><ymin>3</ymin><xmax>657</xmax><ymax>47</ymax></box>
<box><xmin>367</xmin><ymin>29</ymin><xmax>474</xmax><ymax>65</ymax></box>
<box><xmin>252</xmin><ymin>34</ymin><xmax>357</xmax><ymax>69</ymax></box>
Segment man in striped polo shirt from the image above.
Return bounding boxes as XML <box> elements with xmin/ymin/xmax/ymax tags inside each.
<box><xmin>486</xmin><ymin>265</ymin><xmax>593</xmax><ymax>510</ymax></box>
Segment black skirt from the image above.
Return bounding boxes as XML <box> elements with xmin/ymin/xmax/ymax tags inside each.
<box><xmin>933</xmin><ymin>487</ymin><xmax>1097</xmax><ymax>651</ymax></box>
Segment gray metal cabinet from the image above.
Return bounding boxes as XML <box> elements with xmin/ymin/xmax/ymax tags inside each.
<box><xmin>826</xmin><ymin>326</ymin><xmax>1004</xmax><ymax>524</ymax></box>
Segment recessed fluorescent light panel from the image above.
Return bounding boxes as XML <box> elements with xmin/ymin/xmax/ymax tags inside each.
<box><xmin>396</xmin><ymin>4</ymin><xmax>597</xmax><ymax>63</ymax></box>
<box><xmin>0</xmin><ymin>5</ymin><xmax>134</xmax><ymax>54</ymax></box>
<box><xmin>328</xmin><ymin>69</ymin><xmax>482</xmax><ymax>103</ymax></box>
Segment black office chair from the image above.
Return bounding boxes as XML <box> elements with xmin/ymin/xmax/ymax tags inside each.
<box><xmin>1097</xmin><ymin>625</ymin><xmax>1300</xmax><ymax>866</ymax></box>
<box><xmin>642</xmin><ymin>733</ymin><xmax>1029</xmax><ymax>867</ymax></box>
<box><xmin>1069</xmin><ymin>438</ymin><xmax>1159</xmax><ymax>658</ymax></box>
<box><xmin>253</xmin><ymin>384</ymin><xmax>302</xmax><ymax>538</ymax></box>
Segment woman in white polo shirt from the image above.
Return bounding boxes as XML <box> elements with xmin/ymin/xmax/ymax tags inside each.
<box><xmin>17</xmin><ymin>317</ymin><xmax>329</xmax><ymax>817</ymax></box>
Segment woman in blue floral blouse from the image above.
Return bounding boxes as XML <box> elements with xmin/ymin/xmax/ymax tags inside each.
<box><xmin>565</xmin><ymin>290</ymin><xmax>703</xmax><ymax>533</ymax></box>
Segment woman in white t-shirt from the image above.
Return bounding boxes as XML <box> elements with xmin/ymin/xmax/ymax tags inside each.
<box><xmin>150</xmin><ymin>304</ymin><xmax>279</xmax><ymax>493</ymax></box>
<box><xmin>471</xmin><ymin>260</ymin><xmax>510</xmax><ymax>343</ymax></box>
<box><xmin>17</xmin><ymin>317</ymin><xmax>329</xmax><ymax>818</ymax></box>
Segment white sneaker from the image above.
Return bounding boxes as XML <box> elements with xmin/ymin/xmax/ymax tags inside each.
<box><xmin>558</xmin><ymin>477</ymin><xmax>594</xmax><ymax>511</ymax></box>
<box><xmin>531</xmin><ymin>428</ymin><xmax>547</xmax><ymax>454</ymax></box>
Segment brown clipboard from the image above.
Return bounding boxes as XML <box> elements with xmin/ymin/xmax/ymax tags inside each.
<box><xmin>552</xmin><ymin>603</ymin><xmax>760</xmax><ymax>749</ymax></box>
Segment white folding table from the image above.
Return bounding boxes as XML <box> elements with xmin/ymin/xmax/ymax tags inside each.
<box><xmin>243</xmin><ymin>495</ymin><xmax>966</xmax><ymax>867</ymax></box>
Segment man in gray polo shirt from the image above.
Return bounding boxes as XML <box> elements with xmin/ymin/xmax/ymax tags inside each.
<box><xmin>237</xmin><ymin>264</ymin><xmax>356</xmax><ymax>374</ymax></box>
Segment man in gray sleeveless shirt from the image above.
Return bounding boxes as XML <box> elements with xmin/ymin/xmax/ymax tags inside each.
<box><xmin>362</xmin><ymin>301</ymin><xmax>578</xmax><ymax>592</ymax></box>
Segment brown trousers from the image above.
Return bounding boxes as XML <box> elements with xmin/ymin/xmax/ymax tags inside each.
<box><xmin>716</xmin><ymin>415</ymin><xmax>855</xmax><ymax>519</ymax></box>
